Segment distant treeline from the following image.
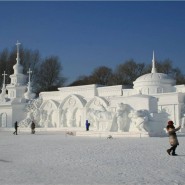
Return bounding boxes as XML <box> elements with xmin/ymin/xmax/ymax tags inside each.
<box><xmin>68</xmin><ymin>59</ymin><xmax>185</xmax><ymax>87</ymax></box>
<box><xmin>0</xmin><ymin>46</ymin><xmax>185</xmax><ymax>96</ymax></box>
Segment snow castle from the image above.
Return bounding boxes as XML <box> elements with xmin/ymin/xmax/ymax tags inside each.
<box><xmin>18</xmin><ymin>52</ymin><xmax>185</xmax><ymax>136</ymax></box>
<box><xmin>1</xmin><ymin>43</ymin><xmax>185</xmax><ymax>136</ymax></box>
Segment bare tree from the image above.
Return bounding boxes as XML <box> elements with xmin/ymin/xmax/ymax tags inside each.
<box><xmin>34</xmin><ymin>56</ymin><xmax>66</xmax><ymax>93</ymax></box>
<box><xmin>68</xmin><ymin>75</ymin><xmax>93</xmax><ymax>86</ymax></box>
<box><xmin>21</xmin><ymin>49</ymin><xmax>41</xmax><ymax>74</ymax></box>
<box><xmin>90</xmin><ymin>66</ymin><xmax>113</xmax><ymax>85</ymax></box>
<box><xmin>114</xmin><ymin>59</ymin><xmax>146</xmax><ymax>85</ymax></box>
<box><xmin>69</xmin><ymin>66</ymin><xmax>113</xmax><ymax>86</ymax></box>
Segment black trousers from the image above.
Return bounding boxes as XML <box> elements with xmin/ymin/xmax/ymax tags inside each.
<box><xmin>31</xmin><ymin>129</ymin><xmax>35</xmax><ymax>134</ymax></box>
<box><xmin>13</xmin><ymin>128</ymin><xmax>18</xmax><ymax>135</ymax></box>
<box><xmin>169</xmin><ymin>145</ymin><xmax>177</xmax><ymax>154</ymax></box>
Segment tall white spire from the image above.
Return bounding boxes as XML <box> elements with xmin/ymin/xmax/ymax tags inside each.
<box><xmin>0</xmin><ymin>71</ymin><xmax>7</xmax><ymax>101</ymax></box>
<box><xmin>27</xmin><ymin>68</ymin><xmax>32</xmax><ymax>91</ymax></box>
<box><xmin>16</xmin><ymin>40</ymin><xmax>21</xmax><ymax>64</ymax></box>
<box><xmin>24</xmin><ymin>68</ymin><xmax>35</xmax><ymax>100</ymax></box>
<box><xmin>6</xmin><ymin>41</ymin><xmax>27</xmax><ymax>100</ymax></box>
<box><xmin>1</xmin><ymin>71</ymin><xmax>7</xmax><ymax>91</ymax></box>
<box><xmin>2</xmin><ymin>71</ymin><xmax>7</xmax><ymax>86</ymax></box>
<box><xmin>151</xmin><ymin>50</ymin><xmax>157</xmax><ymax>73</ymax></box>
<box><xmin>13</xmin><ymin>40</ymin><xmax>23</xmax><ymax>75</ymax></box>
<box><xmin>28</xmin><ymin>68</ymin><xmax>32</xmax><ymax>84</ymax></box>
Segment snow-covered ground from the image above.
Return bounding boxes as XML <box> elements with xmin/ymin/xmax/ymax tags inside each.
<box><xmin>0</xmin><ymin>131</ymin><xmax>185</xmax><ymax>185</ymax></box>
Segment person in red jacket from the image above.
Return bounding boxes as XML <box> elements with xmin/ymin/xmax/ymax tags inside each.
<box><xmin>166</xmin><ymin>120</ymin><xmax>181</xmax><ymax>156</ymax></box>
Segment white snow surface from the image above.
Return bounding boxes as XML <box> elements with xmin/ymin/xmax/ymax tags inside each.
<box><xmin>0</xmin><ymin>131</ymin><xmax>185</xmax><ymax>185</ymax></box>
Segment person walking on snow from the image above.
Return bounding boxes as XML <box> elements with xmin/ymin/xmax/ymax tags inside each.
<box><xmin>13</xmin><ymin>121</ymin><xmax>19</xmax><ymax>135</ymax></box>
<box><xmin>85</xmin><ymin>120</ymin><xmax>90</xmax><ymax>131</ymax></box>
<box><xmin>166</xmin><ymin>120</ymin><xmax>181</xmax><ymax>156</ymax></box>
<box><xmin>31</xmin><ymin>121</ymin><xmax>35</xmax><ymax>134</ymax></box>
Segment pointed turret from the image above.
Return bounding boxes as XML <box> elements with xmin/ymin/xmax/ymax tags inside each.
<box><xmin>16</xmin><ymin>41</ymin><xmax>21</xmax><ymax>64</ymax></box>
<box><xmin>6</xmin><ymin>41</ymin><xmax>27</xmax><ymax>99</ymax></box>
<box><xmin>151</xmin><ymin>51</ymin><xmax>157</xmax><ymax>73</ymax></box>
<box><xmin>0</xmin><ymin>41</ymin><xmax>36</xmax><ymax>128</ymax></box>
<box><xmin>13</xmin><ymin>41</ymin><xmax>23</xmax><ymax>75</ymax></box>
<box><xmin>2</xmin><ymin>71</ymin><xmax>7</xmax><ymax>91</ymax></box>
<box><xmin>0</xmin><ymin>71</ymin><xmax>7</xmax><ymax>102</ymax></box>
<box><xmin>24</xmin><ymin>68</ymin><xmax>36</xmax><ymax>100</ymax></box>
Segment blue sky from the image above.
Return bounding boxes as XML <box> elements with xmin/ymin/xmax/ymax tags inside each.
<box><xmin>0</xmin><ymin>1</ymin><xmax>185</xmax><ymax>84</ymax></box>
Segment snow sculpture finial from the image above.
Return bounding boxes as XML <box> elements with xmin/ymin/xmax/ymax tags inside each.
<box><xmin>2</xmin><ymin>71</ymin><xmax>7</xmax><ymax>86</ymax></box>
<box><xmin>151</xmin><ymin>50</ymin><xmax>157</xmax><ymax>73</ymax></box>
<box><xmin>0</xmin><ymin>71</ymin><xmax>7</xmax><ymax>102</ymax></box>
<box><xmin>24</xmin><ymin>68</ymin><xmax>35</xmax><ymax>100</ymax></box>
<box><xmin>16</xmin><ymin>40</ymin><xmax>21</xmax><ymax>64</ymax></box>
<box><xmin>28</xmin><ymin>68</ymin><xmax>32</xmax><ymax>85</ymax></box>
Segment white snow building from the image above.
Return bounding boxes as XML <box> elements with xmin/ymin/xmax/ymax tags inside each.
<box><xmin>0</xmin><ymin>41</ymin><xmax>35</xmax><ymax>128</ymax></box>
<box><xmin>16</xmin><ymin>51</ymin><xmax>185</xmax><ymax>136</ymax></box>
<box><xmin>1</xmin><ymin>43</ymin><xmax>185</xmax><ymax>136</ymax></box>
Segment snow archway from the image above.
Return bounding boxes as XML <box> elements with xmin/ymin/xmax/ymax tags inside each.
<box><xmin>0</xmin><ymin>113</ymin><xmax>7</xmax><ymax>127</ymax></box>
<box><xmin>39</xmin><ymin>100</ymin><xmax>59</xmax><ymax>127</ymax></box>
<box><xmin>85</xmin><ymin>96</ymin><xmax>114</xmax><ymax>131</ymax></box>
<box><xmin>58</xmin><ymin>94</ymin><xmax>86</xmax><ymax>128</ymax></box>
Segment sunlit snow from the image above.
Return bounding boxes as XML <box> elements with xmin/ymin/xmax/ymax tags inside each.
<box><xmin>0</xmin><ymin>131</ymin><xmax>185</xmax><ymax>185</ymax></box>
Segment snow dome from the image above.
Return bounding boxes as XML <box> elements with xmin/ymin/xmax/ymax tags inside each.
<box><xmin>133</xmin><ymin>52</ymin><xmax>176</xmax><ymax>94</ymax></box>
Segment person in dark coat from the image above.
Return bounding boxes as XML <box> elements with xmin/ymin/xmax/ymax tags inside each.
<box><xmin>31</xmin><ymin>121</ymin><xmax>35</xmax><ymax>134</ymax></box>
<box><xmin>13</xmin><ymin>121</ymin><xmax>18</xmax><ymax>135</ymax></box>
<box><xmin>166</xmin><ymin>120</ymin><xmax>181</xmax><ymax>156</ymax></box>
<box><xmin>85</xmin><ymin>120</ymin><xmax>90</xmax><ymax>131</ymax></box>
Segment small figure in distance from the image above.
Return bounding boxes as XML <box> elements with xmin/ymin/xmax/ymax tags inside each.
<box><xmin>13</xmin><ymin>121</ymin><xmax>19</xmax><ymax>135</ymax></box>
<box><xmin>85</xmin><ymin>120</ymin><xmax>90</xmax><ymax>131</ymax></box>
<box><xmin>166</xmin><ymin>120</ymin><xmax>181</xmax><ymax>156</ymax></box>
<box><xmin>31</xmin><ymin>121</ymin><xmax>36</xmax><ymax>134</ymax></box>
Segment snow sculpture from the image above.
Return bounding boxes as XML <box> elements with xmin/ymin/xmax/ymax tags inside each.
<box><xmin>19</xmin><ymin>98</ymin><xmax>42</xmax><ymax>127</ymax></box>
<box><xmin>181</xmin><ymin>114</ymin><xmax>185</xmax><ymax>128</ymax></box>
<box><xmin>19</xmin><ymin>112</ymin><xmax>33</xmax><ymax>128</ymax></box>
<box><xmin>0</xmin><ymin>71</ymin><xmax>8</xmax><ymax>103</ymax></box>
<box><xmin>57</xmin><ymin>95</ymin><xmax>86</xmax><ymax>128</ymax></box>
<box><xmin>129</xmin><ymin>110</ymin><xmax>150</xmax><ymax>132</ymax></box>
<box><xmin>66</xmin><ymin>108</ymin><xmax>74</xmax><ymax>127</ymax></box>
<box><xmin>180</xmin><ymin>112</ymin><xmax>185</xmax><ymax>135</ymax></box>
<box><xmin>13</xmin><ymin>52</ymin><xmax>185</xmax><ymax>136</ymax></box>
<box><xmin>87</xmin><ymin>104</ymin><xmax>113</xmax><ymax>131</ymax></box>
<box><xmin>39</xmin><ymin>110</ymin><xmax>48</xmax><ymax>127</ymax></box>
<box><xmin>61</xmin><ymin>107</ymin><xmax>80</xmax><ymax>128</ymax></box>
<box><xmin>75</xmin><ymin>109</ymin><xmax>82</xmax><ymax>127</ymax></box>
<box><xmin>38</xmin><ymin>100</ymin><xmax>59</xmax><ymax>128</ymax></box>
<box><xmin>179</xmin><ymin>105</ymin><xmax>185</xmax><ymax>132</ymax></box>
<box><xmin>115</xmin><ymin>103</ymin><xmax>129</xmax><ymax>132</ymax></box>
<box><xmin>0</xmin><ymin>113</ymin><xmax>7</xmax><ymax>127</ymax></box>
<box><xmin>24</xmin><ymin>68</ymin><xmax>36</xmax><ymax>100</ymax></box>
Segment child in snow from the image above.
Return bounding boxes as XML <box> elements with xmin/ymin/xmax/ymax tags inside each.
<box><xmin>166</xmin><ymin>120</ymin><xmax>181</xmax><ymax>156</ymax></box>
